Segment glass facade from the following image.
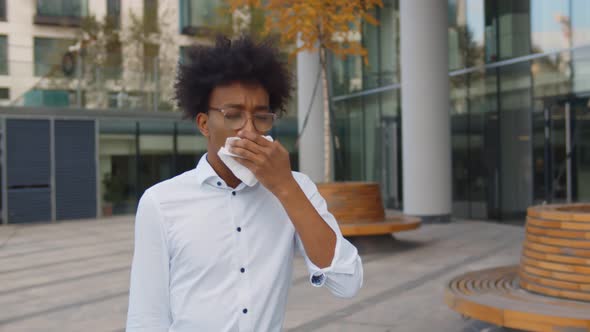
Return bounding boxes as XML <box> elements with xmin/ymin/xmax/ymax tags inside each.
<box><xmin>331</xmin><ymin>0</ymin><xmax>590</xmax><ymax>221</ymax></box>
<box><xmin>97</xmin><ymin>116</ymin><xmax>298</xmax><ymax>216</ymax></box>
<box><xmin>98</xmin><ymin>119</ymin><xmax>206</xmax><ymax>216</ymax></box>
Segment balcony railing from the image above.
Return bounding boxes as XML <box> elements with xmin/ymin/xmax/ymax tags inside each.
<box><xmin>34</xmin><ymin>0</ymin><xmax>88</xmax><ymax>27</ymax></box>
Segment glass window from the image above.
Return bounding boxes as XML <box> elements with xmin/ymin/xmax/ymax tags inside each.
<box><xmin>34</xmin><ymin>37</ymin><xmax>76</xmax><ymax>77</ymax></box>
<box><xmin>467</xmin><ymin>69</ymin><xmax>500</xmax><ymax>220</ymax></box>
<box><xmin>99</xmin><ymin>120</ymin><xmax>138</xmax><ymax>216</ymax></box>
<box><xmin>37</xmin><ymin>0</ymin><xmax>87</xmax><ymax>17</ymax></box>
<box><xmin>379</xmin><ymin>0</ymin><xmax>399</xmax><ymax>85</ymax></box>
<box><xmin>107</xmin><ymin>0</ymin><xmax>121</xmax><ymax>29</ymax></box>
<box><xmin>361</xmin><ymin>93</ymin><xmax>381</xmax><ymax>182</ymax></box>
<box><xmin>139</xmin><ymin>121</ymin><xmax>174</xmax><ymax>194</ymax></box>
<box><xmin>180</xmin><ymin>0</ymin><xmax>220</xmax><ymax>31</ymax></box>
<box><xmin>572</xmin><ymin>46</ymin><xmax>590</xmax><ymax>93</ymax></box>
<box><xmin>497</xmin><ymin>0</ymin><xmax>531</xmax><ymax>60</ymax></box>
<box><xmin>0</xmin><ymin>87</ymin><xmax>9</xmax><ymax>99</ymax></box>
<box><xmin>271</xmin><ymin>114</ymin><xmax>299</xmax><ymax>171</ymax></box>
<box><xmin>0</xmin><ymin>35</ymin><xmax>7</xmax><ymax>75</ymax></box>
<box><xmin>448</xmin><ymin>0</ymin><xmax>467</xmax><ymax>70</ymax></box>
<box><xmin>364</xmin><ymin>8</ymin><xmax>380</xmax><ymax>89</ymax></box>
<box><xmin>450</xmin><ymin>74</ymin><xmax>469</xmax><ymax>217</ymax></box>
<box><xmin>144</xmin><ymin>0</ymin><xmax>158</xmax><ymax>33</ymax></box>
<box><xmin>379</xmin><ymin>90</ymin><xmax>401</xmax><ymax>209</ymax></box>
<box><xmin>484</xmin><ymin>0</ymin><xmax>498</xmax><ymax>62</ymax></box>
<box><xmin>572</xmin><ymin>0</ymin><xmax>590</xmax><ymax>46</ymax></box>
<box><xmin>448</xmin><ymin>0</ymin><xmax>489</xmax><ymax>68</ymax></box>
<box><xmin>574</xmin><ymin>98</ymin><xmax>590</xmax><ymax>202</ymax></box>
<box><xmin>531</xmin><ymin>54</ymin><xmax>571</xmax><ymax>98</ymax></box>
<box><xmin>333</xmin><ymin>96</ymin><xmax>363</xmax><ymax>181</ymax></box>
<box><xmin>0</xmin><ymin>0</ymin><xmax>6</xmax><ymax>21</ymax></box>
<box><xmin>530</xmin><ymin>0</ymin><xmax>569</xmax><ymax>54</ymax></box>
<box><xmin>330</xmin><ymin>54</ymin><xmax>363</xmax><ymax>96</ymax></box>
<box><xmin>465</xmin><ymin>0</ymin><xmax>485</xmax><ymax>67</ymax></box>
<box><xmin>499</xmin><ymin>62</ymin><xmax>533</xmax><ymax>220</ymax></box>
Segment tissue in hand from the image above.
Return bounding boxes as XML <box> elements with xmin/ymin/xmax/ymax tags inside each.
<box><xmin>217</xmin><ymin>136</ymin><xmax>273</xmax><ymax>187</ymax></box>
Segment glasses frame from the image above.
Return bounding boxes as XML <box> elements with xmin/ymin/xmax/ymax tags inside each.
<box><xmin>208</xmin><ymin>106</ymin><xmax>278</xmax><ymax>132</ymax></box>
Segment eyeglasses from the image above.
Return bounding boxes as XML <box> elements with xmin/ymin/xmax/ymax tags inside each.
<box><xmin>208</xmin><ymin>106</ymin><xmax>277</xmax><ymax>132</ymax></box>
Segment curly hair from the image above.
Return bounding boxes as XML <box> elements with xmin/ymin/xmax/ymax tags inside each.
<box><xmin>174</xmin><ymin>35</ymin><xmax>293</xmax><ymax>119</ymax></box>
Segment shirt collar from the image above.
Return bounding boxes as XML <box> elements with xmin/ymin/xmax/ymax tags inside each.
<box><xmin>195</xmin><ymin>153</ymin><xmax>218</xmax><ymax>186</ymax></box>
<box><xmin>195</xmin><ymin>153</ymin><xmax>252</xmax><ymax>191</ymax></box>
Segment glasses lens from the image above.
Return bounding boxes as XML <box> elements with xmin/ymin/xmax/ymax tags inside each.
<box><xmin>254</xmin><ymin>113</ymin><xmax>275</xmax><ymax>132</ymax></box>
<box><xmin>223</xmin><ymin>108</ymin><xmax>246</xmax><ymax>130</ymax></box>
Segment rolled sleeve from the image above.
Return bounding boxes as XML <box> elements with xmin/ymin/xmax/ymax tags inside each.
<box><xmin>126</xmin><ymin>190</ymin><xmax>172</xmax><ymax>332</ymax></box>
<box><xmin>294</xmin><ymin>173</ymin><xmax>364</xmax><ymax>298</ymax></box>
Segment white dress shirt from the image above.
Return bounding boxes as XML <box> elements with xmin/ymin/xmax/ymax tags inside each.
<box><xmin>126</xmin><ymin>154</ymin><xmax>363</xmax><ymax>332</ymax></box>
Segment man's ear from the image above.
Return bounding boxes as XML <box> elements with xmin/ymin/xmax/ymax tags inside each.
<box><xmin>196</xmin><ymin>113</ymin><xmax>210</xmax><ymax>137</ymax></box>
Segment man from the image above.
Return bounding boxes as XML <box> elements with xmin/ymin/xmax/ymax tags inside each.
<box><xmin>126</xmin><ymin>35</ymin><xmax>363</xmax><ymax>332</ymax></box>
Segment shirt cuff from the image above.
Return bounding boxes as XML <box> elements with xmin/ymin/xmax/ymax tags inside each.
<box><xmin>307</xmin><ymin>233</ymin><xmax>358</xmax><ymax>287</ymax></box>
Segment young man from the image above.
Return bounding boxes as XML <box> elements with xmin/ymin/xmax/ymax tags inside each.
<box><xmin>126</xmin><ymin>35</ymin><xmax>363</xmax><ymax>332</ymax></box>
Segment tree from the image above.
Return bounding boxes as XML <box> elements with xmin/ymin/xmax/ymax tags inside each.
<box><xmin>226</xmin><ymin>0</ymin><xmax>383</xmax><ymax>182</ymax></box>
<box><xmin>23</xmin><ymin>6</ymin><xmax>177</xmax><ymax>111</ymax></box>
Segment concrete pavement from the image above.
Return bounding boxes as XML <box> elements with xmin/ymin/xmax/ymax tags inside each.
<box><xmin>0</xmin><ymin>216</ymin><xmax>524</xmax><ymax>331</ymax></box>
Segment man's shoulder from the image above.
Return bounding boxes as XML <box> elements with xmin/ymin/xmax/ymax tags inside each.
<box><xmin>144</xmin><ymin>169</ymin><xmax>197</xmax><ymax>202</ymax></box>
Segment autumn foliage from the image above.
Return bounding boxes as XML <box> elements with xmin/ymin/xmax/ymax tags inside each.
<box><xmin>227</xmin><ymin>0</ymin><xmax>383</xmax><ymax>62</ymax></box>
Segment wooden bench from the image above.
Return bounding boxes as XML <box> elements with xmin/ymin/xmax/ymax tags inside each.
<box><xmin>445</xmin><ymin>203</ymin><xmax>590</xmax><ymax>331</ymax></box>
<box><xmin>317</xmin><ymin>182</ymin><xmax>420</xmax><ymax>237</ymax></box>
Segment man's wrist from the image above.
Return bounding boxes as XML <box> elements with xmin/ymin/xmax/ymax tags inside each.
<box><xmin>272</xmin><ymin>176</ymin><xmax>300</xmax><ymax>201</ymax></box>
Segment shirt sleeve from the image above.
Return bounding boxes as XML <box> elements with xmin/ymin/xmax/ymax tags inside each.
<box><xmin>126</xmin><ymin>189</ymin><xmax>172</xmax><ymax>332</ymax></box>
<box><xmin>294</xmin><ymin>174</ymin><xmax>364</xmax><ymax>298</ymax></box>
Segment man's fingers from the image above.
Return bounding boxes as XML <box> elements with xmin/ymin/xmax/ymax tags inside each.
<box><xmin>231</xmin><ymin>137</ymin><xmax>268</xmax><ymax>156</ymax></box>
<box><xmin>234</xmin><ymin>155</ymin><xmax>257</xmax><ymax>172</ymax></box>
<box><xmin>230</xmin><ymin>146</ymin><xmax>263</xmax><ymax>164</ymax></box>
<box><xmin>237</xmin><ymin>130</ymin><xmax>272</xmax><ymax>147</ymax></box>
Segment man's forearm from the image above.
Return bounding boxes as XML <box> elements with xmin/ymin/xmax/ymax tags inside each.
<box><xmin>274</xmin><ymin>179</ymin><xmax>337</xmax><ymax>268</ymax></box>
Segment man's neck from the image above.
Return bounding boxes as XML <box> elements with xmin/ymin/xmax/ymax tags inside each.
<box><xmin>206</xmin><ymin>153</ymin><xmax>242</xmax><ymax>189</ymax></box>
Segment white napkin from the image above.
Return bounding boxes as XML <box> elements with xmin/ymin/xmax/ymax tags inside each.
<box><xmin>217</xmin><ymin>135</ymin><xmax>273</xmax><ymax>187</ymax></box>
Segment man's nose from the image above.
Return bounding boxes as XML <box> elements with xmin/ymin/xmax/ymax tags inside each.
<box><xmin>241</xmin><ymin>114</ymin><xmax>257</xmax><ymax>133</ymax></box>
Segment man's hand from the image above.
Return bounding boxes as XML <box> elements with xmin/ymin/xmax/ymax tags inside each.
<box><xmin>231</xmin><ymin>131</ymin><xmax>337</xmax><ymax>269</ymax></box>
<box><xmin>229</xmin><ymin>130</ymin><xmax>296</xmax><ymax>195</ymax></box>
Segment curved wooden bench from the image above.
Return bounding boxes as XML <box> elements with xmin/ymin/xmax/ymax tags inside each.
<box><xmin>317</xmin><ymin>182</ymin><xmax>420</xmax><ymax>237</ymax></box>
<box><xmin>445</xmin><ymin>203</ymin><xmax>590</xmax><ymax>331</ymax></box>
<box><xmin>445</xmin><ymin>266</ymin><xmax>590</xmax><ymax>332</ymax></box>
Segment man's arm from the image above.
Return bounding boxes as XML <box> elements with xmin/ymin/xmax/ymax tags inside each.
<box><xmin>126</xmin><ymin>190</ymin><xmax>172</xmax><ymax>332</ymax></box>
<box><xmin>273</xmin><ymin>177</ymin><xmax>336</xmax><ymax>267</ymax></box>
<box><xmin>230</xmin><ymin>131</ymin><xmax>363</xmax><ymax>297</ymax></box>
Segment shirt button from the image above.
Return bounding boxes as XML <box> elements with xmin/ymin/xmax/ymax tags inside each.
<box><xmin>232</xmin><ymin>191</ymin><xmax>236</xmax><ymax>196</ymax></box>
<box><xmin>217</xmin><ymin>181</ymin><xmax>222</xmax><ymax>186</ymax></box>
<box><xmin>243</xmin><ymin>308</ymin><xmax>248</xmax><ymax>314</ymax></box>
<box><xmin>240</xmin><ymin>268</ymin><xmax>245</xmax><ymax>273</ymax></box>
<box><xmin>237</xmin><ymin>227</ymin><xmax>242</xmax><ymax>232</ymax></box>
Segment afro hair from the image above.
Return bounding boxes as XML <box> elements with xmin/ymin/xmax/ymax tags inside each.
<box><xmin>174</xmin><ymin>34</ymin><xmax>293</xmax><ymax>119</ymax></box>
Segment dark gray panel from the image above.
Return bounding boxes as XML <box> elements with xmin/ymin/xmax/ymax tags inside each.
<box><xmin>6</xmin><ymin>119</ymin><xmax>50</xmax><ymax>187</ymax></box>
<box><xmin>7</xmin><ymin>188</ymin><xmax>51</xmax><ymax>223</ymax></box>
<box><xmin>6</xmin><ymin>119</ymin><xmax>51</xmax><ymax>223</ymax></box>
<box><xmin>55</xmin><ymin>120</ymin><xmax>97</xmax><ymax>220</ymax></box>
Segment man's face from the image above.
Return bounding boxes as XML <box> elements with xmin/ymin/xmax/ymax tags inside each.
<box><xmin>196</xmin><ymin>81</ymin><xmax>271</xmax><ymax>155</ymax></box>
